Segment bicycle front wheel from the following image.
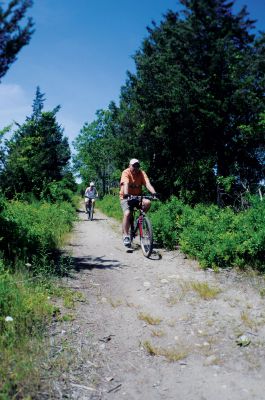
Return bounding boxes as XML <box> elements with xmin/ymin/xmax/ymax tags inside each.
<box><xmin>90</xmin><ymin>204</ymin><xmax>94</xmax><ymax>220</ymax></box>
<box><xmin>140</xmin><ymin>216</ymin><xmax>153</xmax><ymax>257</ymax></box>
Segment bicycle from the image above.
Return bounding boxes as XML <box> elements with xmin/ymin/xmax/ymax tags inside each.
<box><xmin>85</xmin><ymin>197</ymin><xmax>95</xmax><ymax>221</ymax></box>
<box><xmin>127</xmin><ymin>195</ymin><xmax>157</xmax><ymax>258</ymax></box>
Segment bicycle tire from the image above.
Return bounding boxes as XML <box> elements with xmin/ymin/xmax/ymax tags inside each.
<box><xmin>86</xmin><ymin>204</ymin><xmax>90</xmax><ymax>219</ymax></box>
<box><xmin>129</xmin><ymin>218</ymin><xmax>138</xmax><ymax>243</ymax></box>
<box><xmin>140</xmin><ymin>216</ymin><xmax>153</xmax><ymax>258</ymax></box>
<box><xmin>90</xmin><ymin>204</ymin><xmax>94</xmax><ymax>220</ymax></box>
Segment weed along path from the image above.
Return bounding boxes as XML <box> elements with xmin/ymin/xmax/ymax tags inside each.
<box><xmin>49</xmin><ymin>206</ymin><xmax>265</xmax><ymax>399</ymax></box>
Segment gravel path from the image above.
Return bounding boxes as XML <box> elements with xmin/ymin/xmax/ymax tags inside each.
<box><xmin>47</xmin><ymin>206</ymin><xmax>265</xmax><ymax>399</ymax></box>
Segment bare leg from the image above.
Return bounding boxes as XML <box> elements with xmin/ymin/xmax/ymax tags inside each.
<box><xmin>122</xmin><ymin>210</ymin><xmax>131</xmax><ymax>236</ymax></box>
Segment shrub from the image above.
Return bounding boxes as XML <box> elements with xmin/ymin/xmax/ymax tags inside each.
<box><xmin>179</xmin><ymin>198</ymin><xmax>265</xmax><ymax>270</ymax></box>
<box><xmin>0</xmin><ymin>199</ymin><xmax>76</xmax><ymax>273</ymax></box>
<box><xmin>97</xmin><ymin>194</ymin><xmax>123</xmax><ymax>220</ymax></box>
<box><xmin>150</xmin><ymin>196</ymin><xmax>188</xmax><ymax>249</ymax></box>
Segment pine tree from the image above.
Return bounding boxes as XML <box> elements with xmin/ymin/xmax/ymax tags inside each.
<box><xmin>113</xmin><ymin>0</ymin><xmax>265</xmax><ymax>202</ymax></box>
<box><xmin>1</xmin><ymin>89</ymin><xmax>71</xmax><ymax>198</ymax></box>
<box><xmin>0</xmin><ymin>0</ymin><xmax>34</xmax><ymax>80</ymax></box>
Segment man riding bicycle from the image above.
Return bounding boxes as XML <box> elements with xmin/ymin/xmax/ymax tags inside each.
<box><xmin>120</xmin><ymin>158</ymin><xmax>157</xmax><ymax>247</ymax></box>
<box><xmin>84</xmin><ymin>182</ymin><xmax>98</xmax><ymax>213</ymax></box>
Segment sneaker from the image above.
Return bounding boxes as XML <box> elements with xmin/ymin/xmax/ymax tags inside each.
<box><xmin>123</xmin><ymin>236</ymin><xmax>131</xmax><ymax>247</ymax></box>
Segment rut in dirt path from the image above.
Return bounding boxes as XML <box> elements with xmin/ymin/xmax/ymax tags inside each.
<box><xmin>48</xmin><ymin>207</ymin><xmax>265</xmax><ymax>400</ymax></box>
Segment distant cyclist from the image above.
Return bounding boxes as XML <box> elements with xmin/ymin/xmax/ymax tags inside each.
<box><xmin>120</xmin><ymin>158</ymin><xmax>156</xmax><ymax>247</ymax></box>
<box><xmin>84</xmin><ymin>182</ymin><xmax>98</xmax><ymax>213</ymax></box>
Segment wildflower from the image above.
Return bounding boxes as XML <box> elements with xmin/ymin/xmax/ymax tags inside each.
<box><xmin>5</xmin><ymin>316</ymin><xmax>13</xmax><ymax>322</ymax></box>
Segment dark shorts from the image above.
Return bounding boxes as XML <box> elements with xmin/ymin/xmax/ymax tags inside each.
<box><xmin>120</xmin><ymin>198</ymin><xmax>140</xmax><ymax>213</ymax></box>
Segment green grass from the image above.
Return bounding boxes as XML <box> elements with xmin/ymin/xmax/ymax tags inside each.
<box><xmin>0</xmin><ymin>195</ymin><xmax>79</xmax><ymax>398</ymax></box>
<box><xmin>0</xmin><ymin>198</ymin><xmax>76</xmax><ymax>274</ymax></box>
<box><xmin>0</xmin><ymin>261</ymin><xmax>54</xmax><ymax>398</ymax></box>
<box><xmin>0</xmin><ymin>258</ymin><xmax>85</xmax><ymax>399</ymax></box>
<box><xmin>97</xmin><ymin>194</ymin><xmax>123</xmax><ymax>220</ymax></box>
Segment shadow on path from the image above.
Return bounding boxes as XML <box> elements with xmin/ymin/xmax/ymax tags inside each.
<box><xmin>84</xmin><ymin>218</ymin><xmax>107</xmax><ymax>222</ymax></box>
<box><xmin>72</xmin><ymin>255</ymin><xmax>122</xmax><ymax>271</ymax></box>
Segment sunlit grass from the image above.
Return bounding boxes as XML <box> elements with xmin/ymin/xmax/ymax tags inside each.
<box><xmin>180</xmin><ymin>280</ymin><xmax>221</xmax><ymax>300</ymax></box>
<box><xmin>142</xmin><ymin>340</ymin><xmax>188</xmax><ymax>362</ymax></box>
<box><xmin>138</xmin><ymin>312</ymin><xmax>162</xmax><ymax>325</ymax></box>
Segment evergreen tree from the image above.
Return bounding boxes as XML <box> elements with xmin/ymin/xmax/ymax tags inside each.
<box><xmin>0</xmin><ymin>0</ymin><xmax>34</xmax><ymax>80</ymax></box>
<box><xmin>1</xmin><ymin>88</ymin><xmax>71</xmax><ymax>198</ymax></box>
<box><xmin>110</xmin><ymin>0</ymin><xmax>265</xmax><ymax>202</ymax></box>
<box><xmin>31</xmin><ymin>85</ymin><xmax>45</xmax><ymax>120</ymax></box>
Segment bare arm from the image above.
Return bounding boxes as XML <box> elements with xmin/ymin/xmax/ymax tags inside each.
<box><xmin>145</xmin><ymin>181</ymin><xmax>156</xmax><ymax>195</ymax></box>
<box><xmin>123</xmin><ymin>182</ymin><xmax>129</xmax><ymax>197</ymax></box>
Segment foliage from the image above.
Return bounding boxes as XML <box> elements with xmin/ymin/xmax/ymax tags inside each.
<box><xmin>74</xmin><ymin>1</ymin><xmax>265</xmax><ymax>203</ymax></box>
<box><xmin>97</xmin><ymin>194</ymin><xmax>123</xmax><ymax>221</ymax></box>
<box><xmin>150</xmin><ymin>197</ymin><xmax>188</xmax><ymax>249</ymax></box>
<box><xmin>150</xmin><ymin>195</ymin><xmax>265</xmax><ymax>270</ymax></box>
<box><xmin>40</xmin><ymin>174</ymin><xmax>78</xmax><ymax>204</ymax></box>
<box><xmin>0</xmin><ymin>0</ymin><xmax>34</xmax><ymax>80</ymax></box>
<box><xmin>73</xmin><ymin>107</ymin><xmax>120</xmax><ymax>195</ymax></box>
<box><xmin>0</xmin><ymin>196</ymin><xmax>76</xmax><ymax>273</ymax></box>
<box><xmin>1</xmin><ymin>87</ymin><xmax>72</xmax><ymax>199</ymax></box>
<box><xmin>0</xmin><ymin>255</ymin><xmax>84</xmax><ymax>398</ymax></box>
<box><xmin>0</xmin><ymin>260</ymin><xmax>56</xmax><ymax>398</ymax></box>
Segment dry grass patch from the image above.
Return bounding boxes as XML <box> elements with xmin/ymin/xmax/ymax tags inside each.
<box><xmin>189</xmin><ymin>281</ymin><xmax>221</xmax><ymax>300</ymax></box>
<box><xmin>151</xmin><ymin>329</ymin><xmax>165</xmax><ymax>337</ymax></box>
<box><xmin>108</xmin><ymin>297</ymin><xmax>123</xmax><ymax>307</ymax></box>
<box><xmin>240</xmin><ymin>310</ymin><xmax>257</xmax><ymax>330</ymax></box>
<box><xmin>142</xmin><ymin>340</ymin><xmax>188</xmax><ymax>362</ymax></box>
<box><xmin>138</xmin><ymin>312</ymin><xmax>162</xmax><ymax>325</ymax></box>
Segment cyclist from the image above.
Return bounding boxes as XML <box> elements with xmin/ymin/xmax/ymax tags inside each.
<box><xmin>84</xmin><ymin>182</ymin><xmax>98</xmax><ymax>213</ymax></box>
<box><xmin>120</xmin><ymin>158</ymin><xmax>157</xmax><ymax>247</ymax></box>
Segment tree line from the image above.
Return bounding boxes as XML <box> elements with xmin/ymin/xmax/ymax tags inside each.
<box><xmin>73</xmin><ymin>0</ymin><xmax>265</xmax><ymax>204</ymax></box>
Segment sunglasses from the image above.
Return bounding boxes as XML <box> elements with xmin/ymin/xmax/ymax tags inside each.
<box><xmin>132</xmin><ymin>163</ymin><xmax>140</xmax><ymax>168</ymax></box>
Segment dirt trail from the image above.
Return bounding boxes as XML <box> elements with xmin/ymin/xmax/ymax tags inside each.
<box><xmin>48</xmin><ymin>206</ymin><xmax>265</xmax><ymax>399</ymax></box>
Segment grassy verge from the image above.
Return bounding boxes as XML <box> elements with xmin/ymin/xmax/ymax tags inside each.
<box><xmin>0</xmin><ymin>196</ymin><xmax>78</xmax><ymax>398</ymax></box>
<box><xmin>97</xmin><ymin>194</ymin><xmax>123</xmax><ymax>221</ymax></box>
<box><xmin>0</xmin><ymin>260</ymin><xmax>54</xmax><ymax>398</ymax></box>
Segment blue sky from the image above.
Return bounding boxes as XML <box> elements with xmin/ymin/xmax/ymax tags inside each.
<box><xmin>1</xmin><ymin>0</ymin><xmax>264</xmax><ymax>148</ymax></box>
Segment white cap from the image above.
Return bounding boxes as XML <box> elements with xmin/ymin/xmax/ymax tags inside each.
<box><xmin>90</xmin><ymin>181</ymin><xmax>95</xmax><ymax>186</ymax></box>
<box><xmin>129</xmin><ymin>158</ymin><xmax>140</xmax><ymax>165</ymax></box>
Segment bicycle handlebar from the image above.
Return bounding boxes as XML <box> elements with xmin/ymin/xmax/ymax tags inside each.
<box><xmin>127</xmin><ymin>194</ymin><xmax>159</xmax><ymax>201</ymax></box>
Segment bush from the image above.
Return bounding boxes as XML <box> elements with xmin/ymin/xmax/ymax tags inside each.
<box><xmin>97</xmin><ymin>194</ymin><xmax>123</xmax><ymax>220</ymax></box>
<box><xmin>150</xmin><ymin>197</ymin><xmax>188</xmax><ymax>249</ymax></box>
<box><xmin>179</xmin><ymin>198</ymin><xmax>265</xmax><ymax>269</ymax></box>
<box><xmin>149</xmin><ymin>195</ymin><xmax>265</xmax><ymax>270</ymax></box>
<box><xmin>0</xmin><ymin>199</ymin><xmax>76</xmax><ymax>273</ymax></box>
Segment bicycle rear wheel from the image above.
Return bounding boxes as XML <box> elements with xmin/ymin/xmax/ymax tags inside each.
<box><xmin>86</xmin><ymin>204</ymin><xmax>90</xmax><ymax>219</ymax></box>
<box><xmin>140</xmin><ymin>216</ymin><xmax>153</xmax><ymax>257</ymax></box>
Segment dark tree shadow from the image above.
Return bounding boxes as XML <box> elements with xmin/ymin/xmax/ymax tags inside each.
<box><xmin>72</xmin><ymin>255</ymin><xmax>122</xmax><ymax>271</ymax></box>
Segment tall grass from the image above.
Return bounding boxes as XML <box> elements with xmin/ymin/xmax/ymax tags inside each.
<box><xmin>0</xmin><ymin>198</ymin><xmax>76</xmax><ymax>274</ymax></box>
<box><xmin>97</xmin><ymin>194</ymin><xmax>123</xmax><ymax>220</ymax></box>
<box><xmin>0</xmin><ymin>258</ymin><xmax>56</xmax><ymax>398</ymax></box>
<box><xmin>0</xmin><ymin>195</ymin><xmax>78</xmax><ymax>398</ymax></box>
